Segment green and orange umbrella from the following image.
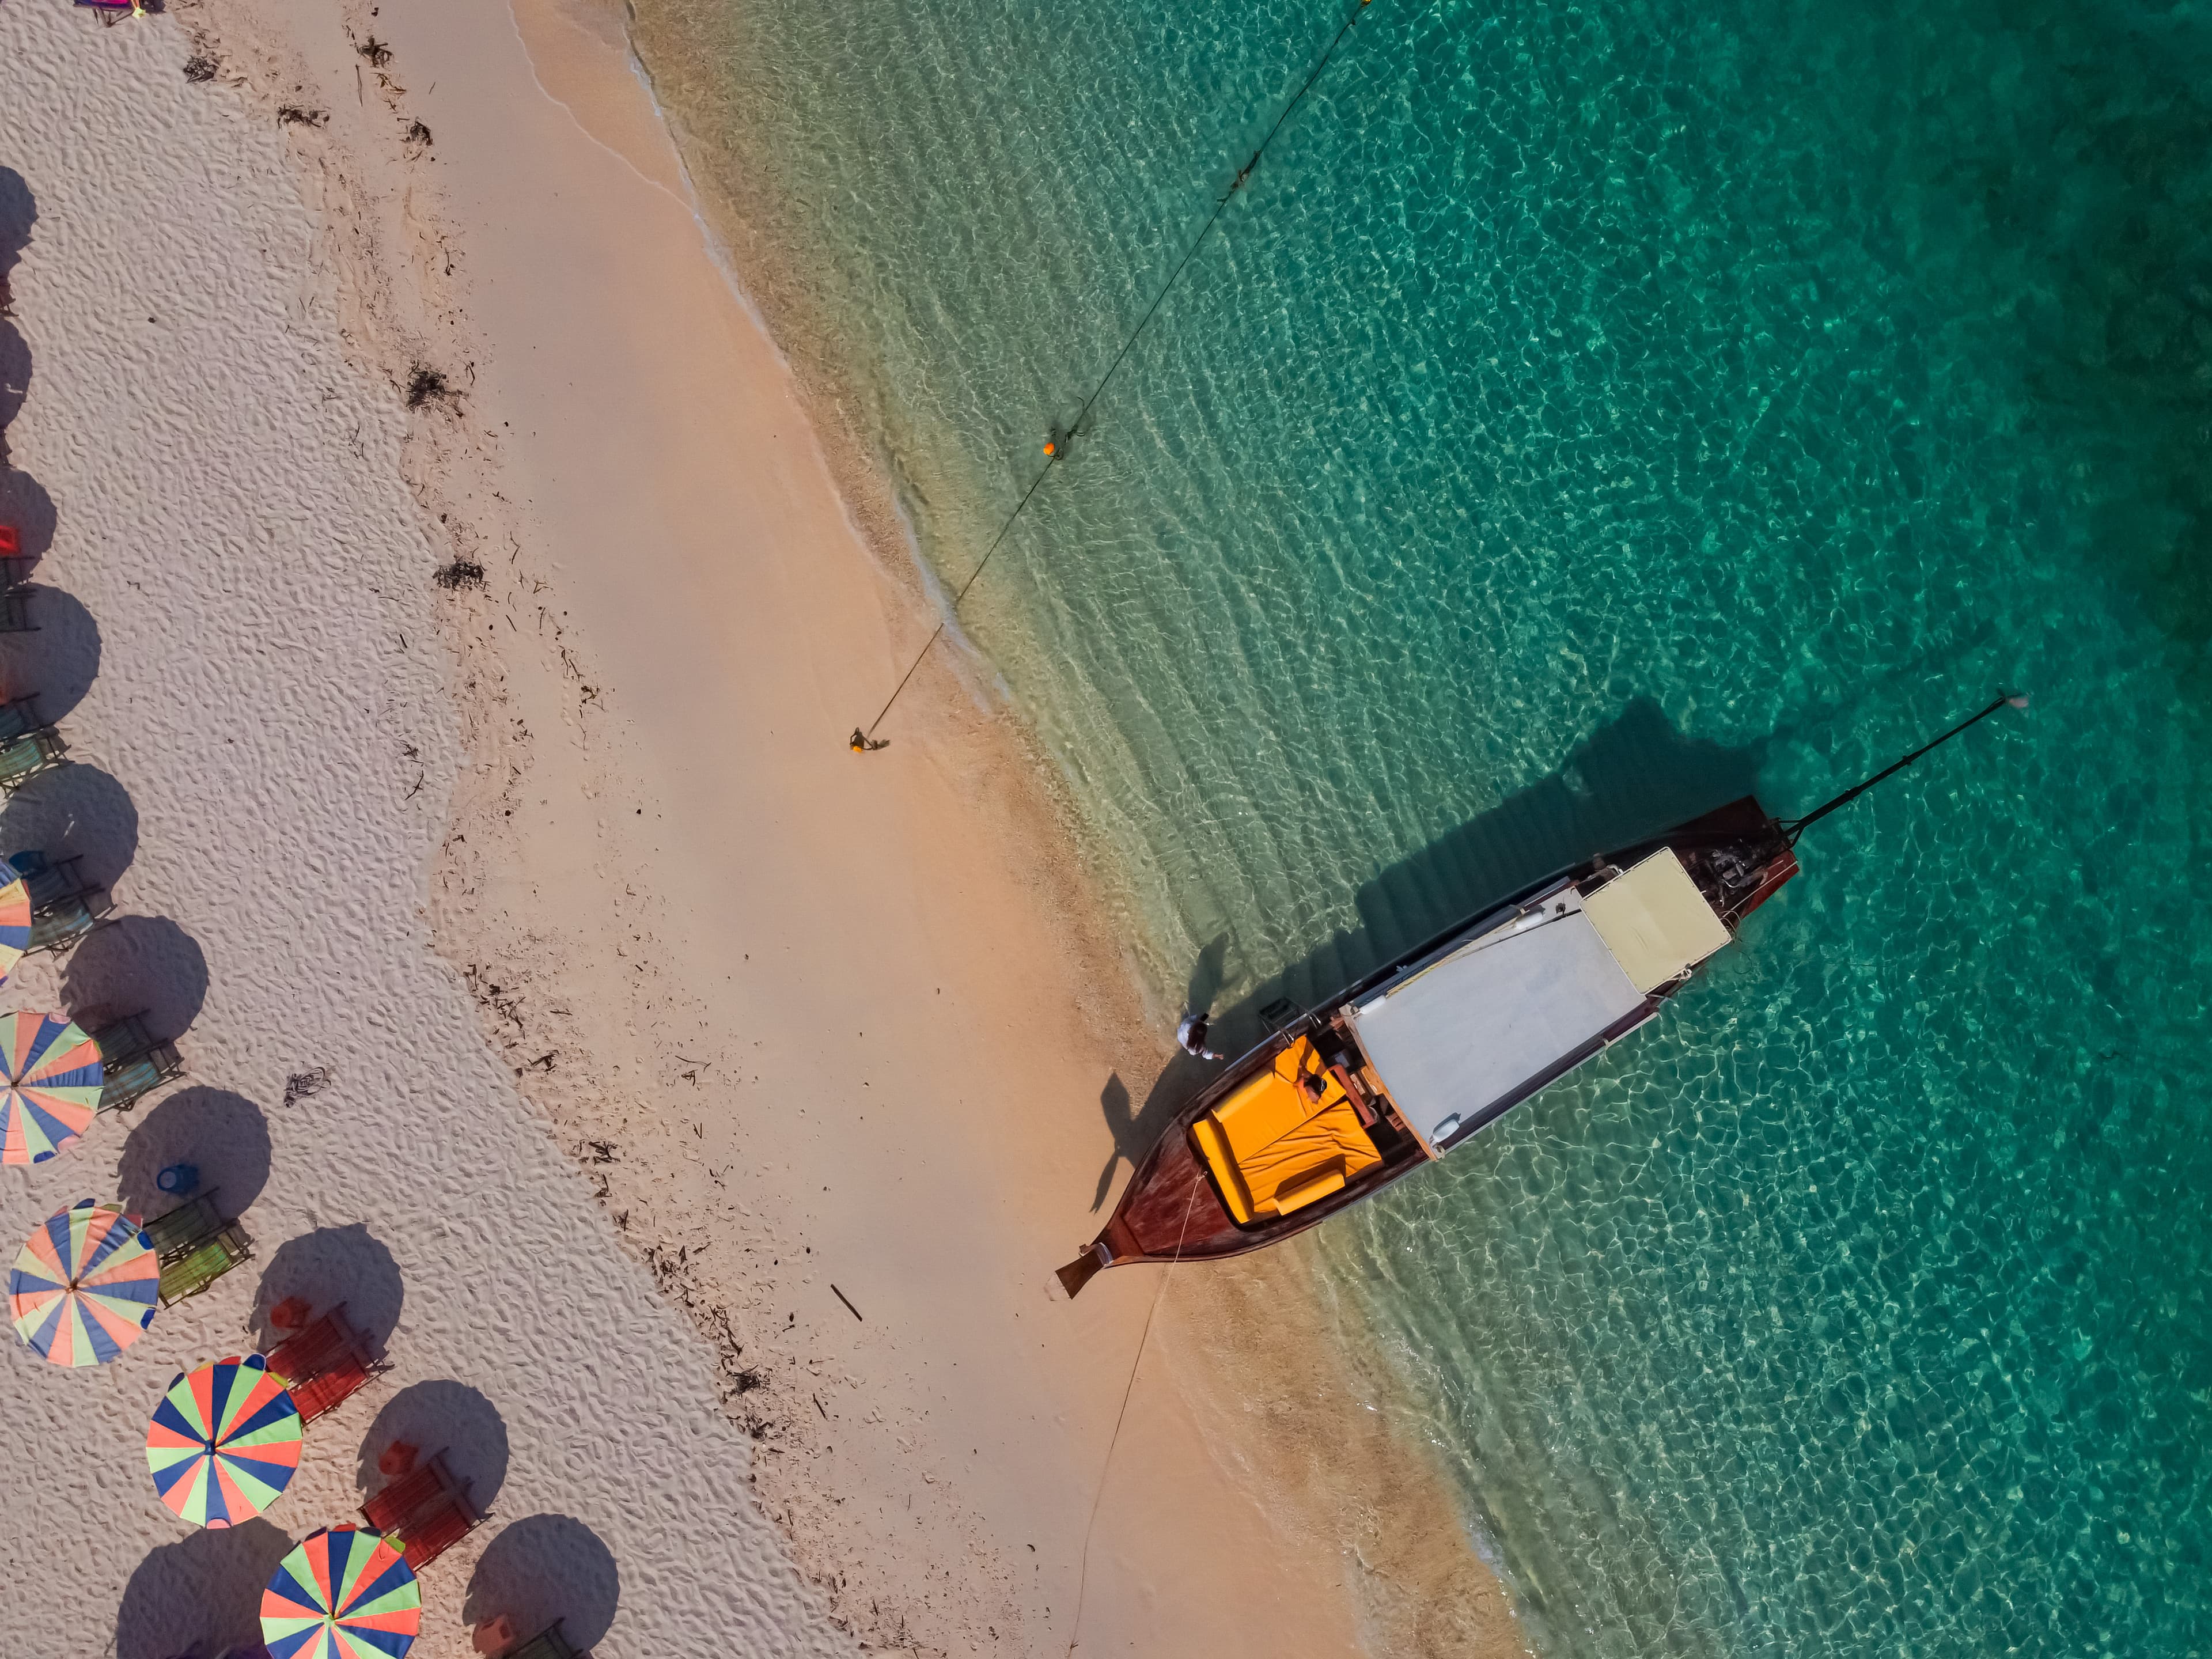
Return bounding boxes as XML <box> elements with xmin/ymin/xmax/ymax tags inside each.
<box><xmin>261</xmin><ymin>1526</ymin><xmax>422</xmax><ymax>1659</ymax></box>
<box><xmin>146</xmin><ymin>1355</ymin><xmax>305</xmax><ymax>1526</ymax></box>
<box><xmin>0</xmin><ymin>862</ymin><xmax>29</xmax><ymax>983</ymax></box>
<box><xmin>8</xmin><ymin>1199</ymin><xmax>157</xmax><ymax>1366</ymax></box>
<box><xmin>0</xmin><ymin>1010</ymin><xmax>104</xmax><ymax>1165</ymax></box>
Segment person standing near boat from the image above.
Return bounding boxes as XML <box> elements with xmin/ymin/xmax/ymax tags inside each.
<box><xmin>1176</xmin><ymin>1009</ymin><xmax>1224</xmax><ymax>1062</ymax></box>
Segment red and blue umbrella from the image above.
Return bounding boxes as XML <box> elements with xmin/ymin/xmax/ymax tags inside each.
<box><xmin>9</xmin><ymin>1200</ymin><xmax>158</xmax><ymax>1366</ymax></box>
<box><xmin>147</xmin><ymin>1355</ymin><xmax>305</xmax><ymax>1526</ymax></box>
<box><xmin>0</xmin><ymin>1011</ymin><xmax>104</xmax><ymax>1165</ymax></box>
<box><xmin>261</xmin><ymin>1527</ymin><xmax>422</xmax><ymax>1659</ymax></box>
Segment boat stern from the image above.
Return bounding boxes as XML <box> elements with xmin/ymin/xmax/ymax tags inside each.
<box><xmin>1055</xmin><ymin>1242</ymin><xmax>1109</xmax><ymax>1299</ymax></box>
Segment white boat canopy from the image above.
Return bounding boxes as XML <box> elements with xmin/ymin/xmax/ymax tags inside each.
<box><xmin>1343</xmin><ymin>849</ymin><xmax>1733</xmax><ymax>1154</ymax></box>
<box><xmin>1582</xmin><ymin>845</ymin><xmax>1734</xmax><ymax>993</ymax></box>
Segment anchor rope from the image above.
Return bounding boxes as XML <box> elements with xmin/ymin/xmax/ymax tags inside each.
<box><xmin>863</xmin><ymin>0</ymin><xmax>1381</xmax><ymax>739</ymax></box>
<box><xmin>1779</xmin><ymin>691</ymin><xmax>2024</xmax><ymax>844</ymax></box>
<box><xmin>1061</xmin><ymin>1175</ymin><xmax>1203</xmax><ymax>1656</ymax></box>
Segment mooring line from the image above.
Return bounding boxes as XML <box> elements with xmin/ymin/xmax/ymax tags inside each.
<box><xmin>860</xmin><ymin>0</ymin><xmax>1381</xmax><ymax>741</ymax></box>
<box><xmin>1061</xmin><ymin>1177</ymin><xmax>1203</xmax><ymax>1656</ymax></box>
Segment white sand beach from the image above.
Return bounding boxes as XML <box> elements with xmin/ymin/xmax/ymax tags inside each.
<box><xmin>0</xmin><ymin>1</ymin><xmax>1521</xmax><ymax>1655</ymax></box>
<box><xmin>1</xmin><ymin>9</ymin><xmax>844</xmax><ymax>1656</ymax></box>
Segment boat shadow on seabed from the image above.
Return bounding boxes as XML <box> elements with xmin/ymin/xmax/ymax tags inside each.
<box><xmin>1089</xmin><ymin>695</ymin><xmax>1770</xmax><ymax>1209</ymax></box>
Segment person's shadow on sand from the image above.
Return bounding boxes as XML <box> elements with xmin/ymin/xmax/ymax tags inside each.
<box><xmin>1092</xmin><ymin>933</ymin><xmax>1233</xmax><ymax>1211</ymax></box>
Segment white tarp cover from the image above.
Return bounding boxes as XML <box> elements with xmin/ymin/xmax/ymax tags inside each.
<box><xmin>1345</xmin><ymin>894</ymin><xmax>1646</xmax><ymax>1152</ymax></box>
<box><xmin>1581</xmin><ymin>847</ymin><xmax>1734</xmax><ymax>993</ymax></box>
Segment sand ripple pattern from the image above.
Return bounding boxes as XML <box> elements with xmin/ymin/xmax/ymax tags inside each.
<box><xmin>0</xmin><ymin>11</ymin><xmax>844</xmax><ymax>1658</ymax></box>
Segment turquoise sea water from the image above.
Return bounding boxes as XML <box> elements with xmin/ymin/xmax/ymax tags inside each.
<box><xmin>629</xmin><ymin>0</ymin><xmax>2212</xmax><ymax>1652</ymax></box>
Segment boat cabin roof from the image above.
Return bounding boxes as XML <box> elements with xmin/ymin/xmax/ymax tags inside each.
<box><xmin>1342</xmin><ymin>849</ymin><xmax>1732</xmax><ymax>1155</ymax></box>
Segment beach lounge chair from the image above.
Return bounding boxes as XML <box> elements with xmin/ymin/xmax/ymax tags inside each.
<box><xmin>90</xmin><ymin>1013</ymin><xmax>184</xmax><ymax>1113</ymax></box>
<box><xmin>11</xmin><ymin>848</ymin><xmax>86</xmax><ymax>908</ymax></box>
<box><xmin>264</xmin><ymin>1304</ymin><xmax>382</xmax><ymax>1423</ymax></box>
<box><xmin>143</xmin><ymin>1191</ymin><xmax>219</xmax><ymax>1258</ymax></box>
<box><xmin>503</xmin><ymin>1623</ymin><xmax>579</xmax><ymax>1659</ymax></box>
<box><xmin>282</xmin><ymin>1342</ymin><xmax>374</xmax><ymax>1423</ymax></box>
<box><xmin>146</xmin><ymin>1191</ymin><xmax>254</xmax><ymax>1306</ymax></box>
<box><xmin>7</xmin><ymin>850</ymin><xmax>111</xmax><ymax>956</ymax></box>
<box><xmin>361</xmin><ymin>1457</ymin><xmax>448</xmax><ymax>1534</ymax></box>
<box><xmin>0</xmin><ymin>726</ymin><xmax>64</xmax><ymax>792</ymax></box>
<box><xmin>0</xmin><ymin>525</ymin><xmax>28</xmax><ymax>591</ymax></box>
<box><xmin>362</xmin><ymin>1448</ymin><xmax>482</xmax><ymax>1570</ymax></box>
<box><xmin>0</xmin><ymin>589</ymin><xmax>35</xmax><ymax>633</ymax></box>
<box><xmin>26</xmin><ymin>889</ymin><xmax>105</xmax><ymax>955</ymax></box>
<box><xmin>0</xmin><ymin>696</ymin><xmax>43</xmax><ymax>747</ymax></box>
<box><xmin>395</xmin><ymin>1493</ymin><xmax>479</xmax><ymax>1571</ymax></box>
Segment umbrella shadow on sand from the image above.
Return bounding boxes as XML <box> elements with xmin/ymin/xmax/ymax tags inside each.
<box><xmin>0</xmin><ymin>316</ymin><xmax>27</xmax><ymax>461</ymax></box>
<box><xmin>0</xmin><ymin>759</ymin><xmax>138</xmax><ymax>890</ymax></box>
<box><xmin>0</xmin><ymin>584</ymin><xmax>101</xmax><ymax>722</ymax></box>
<box><xmin>0</xmin><ymin>166</ymin><xmax>32</xmax><ymax>276</ymax></box>
<box><xmin>0</xmin><ymin>165</ymin><xmax>29</xmax><ymax>474</ymax></box>
<box><xmin>464</xmin><ymin>1514</ymin><xmax>620</xmax><ymax>1653</ymax></box>
<box><xmin>114</xmin><ymin>1515</ymin><xmax>293</xmax><ymax>1659</ymax></box>
<box><xmin>247</xmin><ymin>1222</ymin><xmax>405</xmax><ymax>1354</ymax></box>
<box><xmin>62</xmin><ymin>913</ymin><xmax>210</xmax><ymax>1042</ymax></box>
<box><xmin>0</xmin><ymin>464</ymin><xmax>55</xmax><ymax>566</ymax></box>
<box><xmin>115</xmin><ymin>1086</ymin><xmax>272</xmax><ymax>1221</ymax></box>
<box><xmin>356</xmin><ymin>1379</ymin><xmax>510</xmax><ymax>1515</ymax></box>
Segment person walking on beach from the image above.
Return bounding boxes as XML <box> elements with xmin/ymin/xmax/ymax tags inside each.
<box><xmin>1176</xmin><ymin>1009</ymin><xmax>1224</xmax><ymax>1062</ymax></box>
<box><xmin>850</xmin><ymin>728</ymin><xmax>889</xmax><ymax>753</ymax></box>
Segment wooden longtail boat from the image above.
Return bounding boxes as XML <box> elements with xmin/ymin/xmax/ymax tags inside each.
<box><xmin>1058</xmin><ymin>694</ymin><xmax>2027</xmax><ymax>1298</ymax></box>
<box><xmin>1056</xmin><ymin>796</ymin><xmax>1797</xmax><ymax>1297</ymax></box>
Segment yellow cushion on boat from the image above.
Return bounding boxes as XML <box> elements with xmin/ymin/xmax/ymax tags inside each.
<box><xmin>1213</xmin><ymin>1037</ymin><xmax>1340</xmax><ymax>1146</ymax></box>
<box><xmin>1238</xmin><ymin>1100</ymin><xmax>1380</xmax><ymax>1217</ymax></box>
<box><xmin>1191</xmin><ymin>1116</ymin><xmax>1256</xmax><ymax>1225</ymax></box>
<box><xmin>1192</xmin><ymin>1039</ymin><xmax>1380</xmax><ymax>1223</ymax></box>
<box><xmin>1272</xmin><ymin>1162</ymin><xmax>1348</xmax><ymax>1216</ymax></box>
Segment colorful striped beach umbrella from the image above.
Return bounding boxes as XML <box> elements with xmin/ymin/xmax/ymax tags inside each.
<box><xmin>0</xmin><ymin>1011</ymin><xmax>104</xmax><ymax>1165</ymax></box>
<box><xmin>0</xmin><ymin>863</ymin><xmax>31</xmax><ymax>984</ymax></box>
<box><xmin>9</xmin><ymin>1199</ymin><xmax>158</xmax><ymax>1366</ymax></box>
<box><xmin>261</xmin><ymin>1527</ymin><xmax>422</xmax><ymax>1659</ymax></box>
<box><xmin>146</xmin><ymin>1355</ymin><xmax>304</xmax><ymax>1527</ymax></box>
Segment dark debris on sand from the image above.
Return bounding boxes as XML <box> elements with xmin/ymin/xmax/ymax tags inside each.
<box><xmin>405</xmin><ymin>365</ymin><xmax>453</xmax><ymax>409</ymax></box>
<box><xmin>434</xmin><ymin>560</ymin><xmax>486</xmax><ymax>592</ymax></box>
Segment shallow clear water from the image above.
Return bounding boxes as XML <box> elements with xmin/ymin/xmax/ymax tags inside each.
<box><xmin>629</xmin><ymin>0</ymin><xmax>2212</xmax><ymax>1652</ymax></box>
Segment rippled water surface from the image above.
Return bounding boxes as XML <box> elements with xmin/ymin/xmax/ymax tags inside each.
<box><xmin>627</xmin><ymin>0</ymin><xmax>2212</xmax><ymax>1652</ymax></box>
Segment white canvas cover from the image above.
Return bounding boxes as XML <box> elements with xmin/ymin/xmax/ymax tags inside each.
<box><xmin>1581</xmin><ymin>847</ymin><xmax>1733</xmax><ymax>993</ymax></box>
<box><xmin>1344</xmin><ymin>892</ymin><xmax>1647</xmax><ymax>1154</ymax></box>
